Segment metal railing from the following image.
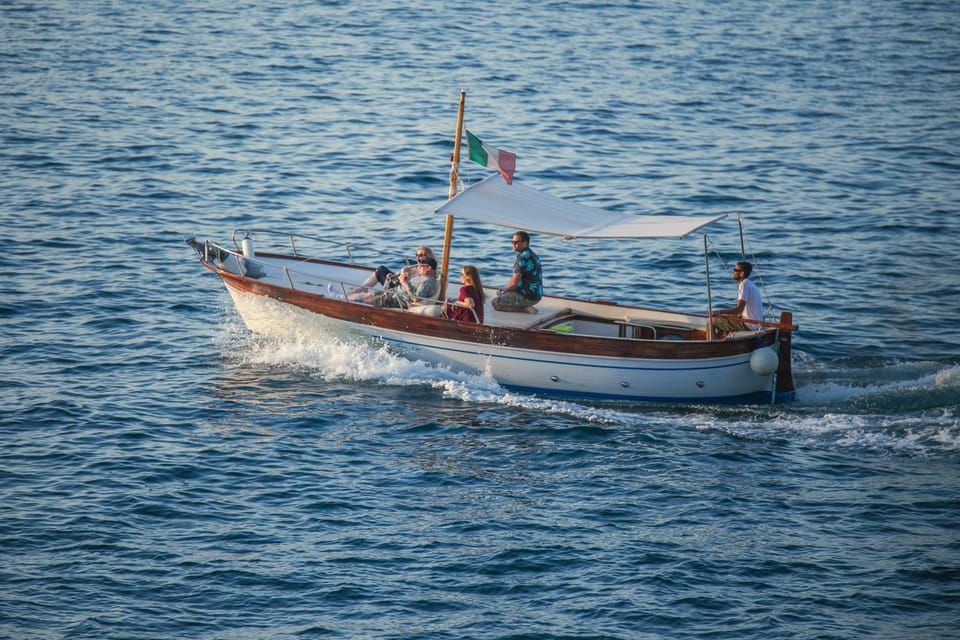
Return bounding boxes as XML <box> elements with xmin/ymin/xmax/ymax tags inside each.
<box><xmin>229</xmin><ymin>228</ymin><xmax>429</xmax><ymax>272</ymax></box>
<box><xmin>197</xmin><ymin>238</ymin><xmax>473</xmax><ymax>316</ymax></box>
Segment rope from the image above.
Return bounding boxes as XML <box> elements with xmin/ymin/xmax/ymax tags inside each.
<box><xmin>737</xmin><ymin>224</ymin><xmax>777</xmax><ymax>321</ymax></box>
<box><xmin>706</xmin><ymin>224</ymin><xmax>778</xmax><ymax>323</ymax></box>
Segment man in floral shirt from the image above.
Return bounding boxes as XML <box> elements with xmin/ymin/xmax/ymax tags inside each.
<box><xmin>492</xmin><ymin>231</ymin><xmax>542</xmax><ymax>313</ymax></box>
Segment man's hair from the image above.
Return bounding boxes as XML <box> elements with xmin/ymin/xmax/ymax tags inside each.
<box><xmin>736</xmin><ymin>261</ymin><xmax>753</xmax><ymax>277</ymax></box>
<box><xmin>514</xmin><ymin>231</ymin><xmax>530</xmax><ymax>243</ymax></box>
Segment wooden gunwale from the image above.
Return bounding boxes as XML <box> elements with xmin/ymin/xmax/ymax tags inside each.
<box><xmin>210</xmin><ymin>263</ymin><xmax>776</xmax><ymax>360</ymax></box>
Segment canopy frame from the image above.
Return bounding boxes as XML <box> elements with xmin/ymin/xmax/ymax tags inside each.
<box><xmin>435</xmin><ymin>174</ymin><xmax>726</xmax><ymax>240</ymax></box>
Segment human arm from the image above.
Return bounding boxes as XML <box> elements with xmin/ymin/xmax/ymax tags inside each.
<box><xmin>445</xmin><ymin>286</ymin><xmax>482</xmax><ymax>322</ymax></box>
<box><xmin>449</xmin><ymin>286</ymin><xmax>475</xmax><ymax>308</ymax></box>
<box><xmin>711</xmin><ymin>279</ymin><xmax>749</xmax><ymax>318</ymax></box>
<box><xmin>381</xmin><ymin>265</ymin><xmax>410</xmax><ymax>283</ymax></box>
<box><xmin>397</xmin><ymin>271</ymin><xmax>415</xmax><ymax>299</ymax></box>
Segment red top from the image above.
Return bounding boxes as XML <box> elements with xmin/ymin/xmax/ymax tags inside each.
<box><xmin>448</xmin><ymin>285</ymin><xmax>483</xmax><ymax>323</ymax></box>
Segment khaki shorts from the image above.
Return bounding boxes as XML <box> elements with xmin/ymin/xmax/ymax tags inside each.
<box><xmin>712</xmin><ymin>317</ymin><xmax>761</xmax><ymax>333</ymax></box>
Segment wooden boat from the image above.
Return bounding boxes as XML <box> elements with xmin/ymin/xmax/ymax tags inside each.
<box><xmin>188</xmin><ymin>93</ymin><xmax>796</xmax><ymax>404</ymax></box>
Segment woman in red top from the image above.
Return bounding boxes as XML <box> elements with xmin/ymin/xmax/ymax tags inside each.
<box><xmin>445</xmin><ymin>265</ymin><xmax>485</xmax><ymax>324</ymax></box>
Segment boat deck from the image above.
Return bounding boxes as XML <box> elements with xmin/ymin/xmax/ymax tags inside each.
<box><xmin>206</xmin><ymin>246</ymin><xmax>711</xmax><ymax>341</ymax></box>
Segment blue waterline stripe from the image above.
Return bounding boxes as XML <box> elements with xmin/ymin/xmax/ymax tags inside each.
<box><xmin>500</xmin><ymin>382</ymin><xmax>776</xmax><ymax>404</ymax></box>
<box><xmin>381</xmin><ymin>335</ymin><xmax>754</xmax><ymax>374</ymax></box>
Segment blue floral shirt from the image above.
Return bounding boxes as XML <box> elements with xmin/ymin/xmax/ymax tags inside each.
<box><xmin>515</xmin><ymin>248</ymin><xmax>543</xmax><ymax>301</ymax></box>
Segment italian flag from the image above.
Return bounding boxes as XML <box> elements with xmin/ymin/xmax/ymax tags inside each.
<box><xmin>465</xmin><ymin>129</ymin><xmax>516</xmax><ymax>185</ymax></box>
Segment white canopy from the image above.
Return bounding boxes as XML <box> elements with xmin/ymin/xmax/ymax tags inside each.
<box><xmin>435</xmin><ymin>174</ymin><xmax>725</xmax><ymax>239</ymax></box>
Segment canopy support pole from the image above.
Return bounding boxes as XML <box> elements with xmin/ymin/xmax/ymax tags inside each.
<box><xmin>705</xmin><ymin>233</ymin><xmax>714</xmax><ymax>341</ymax></box>
<box><xmin>439</xmin><ymin>90</ymin><xmax>465</xmax><ymax>301</ymax></box>
<box><xmin>738</xmin><ymin>214</ymin><xmax>745</xmax><ymax>261</ymax></box>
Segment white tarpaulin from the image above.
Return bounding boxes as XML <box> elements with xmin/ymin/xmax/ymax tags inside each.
<box><xmin>435</xmin><ymin>174</ymin><xmax>725</xmax><ymax>239</ymax></box>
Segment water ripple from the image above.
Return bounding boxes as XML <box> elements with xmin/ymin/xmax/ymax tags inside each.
<box><xmin>2</xmin><ymin>1</ymin><xmax>960</xmax><ymax>639</ymax></box>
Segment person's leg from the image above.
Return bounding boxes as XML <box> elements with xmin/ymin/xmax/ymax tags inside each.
<box><xmin>354</xmin><ymin>266</ymin><xmax>390</xmax><ymax>292</ymax></box>
<box><xmin>492</xmin><ymin>291</ymin><xmax>537</xmax><ymax>313</ymax></box>
<box><xmin>710</xmin><ymin>317</ymin><xmax>746</xmax><ymax>337</ymax></box>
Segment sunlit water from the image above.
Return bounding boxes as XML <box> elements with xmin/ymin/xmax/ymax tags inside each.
<box><xmin>2</xmin><ymin>1</ymin><xmax>959</xmax><ymax>638</ymax></box>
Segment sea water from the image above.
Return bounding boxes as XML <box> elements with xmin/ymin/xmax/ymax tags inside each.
<box><xmin>2</xmin><ymin>1</ymin><xmax>959</xmax><ymax>638</ymax></box>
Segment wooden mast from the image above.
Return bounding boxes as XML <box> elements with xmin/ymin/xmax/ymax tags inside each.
<box><xmin>439</xmin><ymin>90</ymin><xmax>465</xmax><ymax>301</ymax></box>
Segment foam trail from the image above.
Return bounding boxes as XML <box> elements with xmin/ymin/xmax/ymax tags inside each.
<box><xmin>215</xmin><ymin>317</ymin><xmax>650</xmax><ymax>427</ymax></box>
<box><xmin>216</xmin><ymin>319</ymin><xmax>959</xmax><ymax>453</ymax></box>
<box><xmin>795</xmin><ymin>359</ymin><xmax>960</xmax><ymax>407</ymax></box>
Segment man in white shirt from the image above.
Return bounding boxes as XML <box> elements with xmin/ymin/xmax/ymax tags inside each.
<box><xmin>710</xmin><ymin>261</ymin><xmax>763</xmax><ymax>336</ymax></box>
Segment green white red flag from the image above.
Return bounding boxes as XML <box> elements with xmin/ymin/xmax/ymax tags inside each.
<box><xmin>465</xmin><ymin>129</ymin><xmax>515</xmax><ymax>184</ymax></box>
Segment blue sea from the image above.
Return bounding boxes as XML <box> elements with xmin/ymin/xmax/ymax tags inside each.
<box><xmin>3</xmin><ymin>1</ymin><xmax>959</xmax><ymax>638</ymax></box>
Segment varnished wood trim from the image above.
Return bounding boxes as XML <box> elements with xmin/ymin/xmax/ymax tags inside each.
<box><xmin>212</xmin><ymin>266</ymin><xmax>777</xmax><ymax>361</ymax></box>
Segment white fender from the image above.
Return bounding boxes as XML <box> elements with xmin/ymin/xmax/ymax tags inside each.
<box><xmin>750</xmin><ymin>346</ymin><xmax>779</xmax><ymax>376</ymax></box>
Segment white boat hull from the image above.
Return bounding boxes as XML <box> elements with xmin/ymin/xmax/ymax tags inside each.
<box><xmin>224</xmin><ymin>283</ymin><xmax>777</xmax><ymax>403</ymax></box>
